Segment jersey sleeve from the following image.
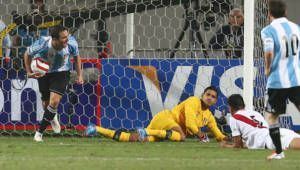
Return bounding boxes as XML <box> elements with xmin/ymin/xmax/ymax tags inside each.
<box><xmin>3</xmin><ymin>31</ymin><xmax>11</xmax><ymax>58</ymax></box>
<box><xmin>184</xmin><ymin>98</ymin><xmax>201</xmax><ymax>134</ymax></box>
<box><xmin>261</xmin><ymin>27</ymin><xmax>274</xmax><ymax>52</ymax></box>
<box><xmin>68</xmin><ymin>36</ymin><xmax>79</xmax><ymax>57</ymax></box>
<box><xmin>207</xmin><ymin>113</ymin><xmax>226</xmax><ymax>141</ymax></box>
<box><xmin>27</xmin><ymin>37</ymin><xmax>47</xmax><ymax>57</ymax></box>
<box><xmin>229</xmin><ymin>117</ymin><xmax>240</xmax><ymax>137</ymax></box>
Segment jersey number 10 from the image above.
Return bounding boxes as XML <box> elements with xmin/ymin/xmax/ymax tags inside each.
<box><xmin>283</xmin><ymin>34</ymin><xmax>299</xmax><ymax>58</ymax></box>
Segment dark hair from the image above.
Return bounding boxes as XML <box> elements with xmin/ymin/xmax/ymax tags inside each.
<box><xmin>30</xmin><ymin>0</ymin><xmax>44</xmax><ymax>3</ymax></box>
<box><xmin>228</xmin><ymin>94</ymin><xmax>245</xmax><ymax>111</ymax></box>
<box><xmin>203</xmin><ymin>85</ymin><xmax>219</xmax><ymax>97</ymax></box>
<box><xmin>268</xmin><ymin>0</ymin><xmax>286</xmax><ymax>18</ymax></box>
<box><xmin>50</xmin><ymin>25</ymin><xmax>67</xmax><ymax>39</ymax></box>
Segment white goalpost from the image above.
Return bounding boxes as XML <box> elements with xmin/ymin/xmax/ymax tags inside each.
<box><xmin>126</xmin><ymin>0</ymin><xmax>135</xmax><ymax>59</ymax></box>
<box><xmin>243</xmin><ymin>0</ymin><xmax>255</xmax><ymax>110</ymax></box>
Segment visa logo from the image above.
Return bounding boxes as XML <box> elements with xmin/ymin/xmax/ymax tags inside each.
<box><xmin>129</xmin><ymin>65</ymin><xmax>246</xmax><ymax>117</ymax></box>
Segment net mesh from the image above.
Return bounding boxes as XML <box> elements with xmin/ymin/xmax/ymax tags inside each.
<box><xmin>253</xmin><ymin>0</ymin><xmax>268</xmax><ymax>114</ymax></box>
<box><xmin>0</xmin><ymin>0</ymin><xmax>276</xmax><ymax>136</ymax></box>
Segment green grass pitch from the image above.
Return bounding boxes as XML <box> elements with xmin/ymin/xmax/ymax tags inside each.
<box><xmin>0</xmin><ymin>136</ymin><xmax>299</xmax><ymax>170</ymax></box>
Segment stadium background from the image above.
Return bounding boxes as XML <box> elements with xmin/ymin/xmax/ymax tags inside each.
<box><xmin>1</xmin><ymin>1</ymin><xmax>300</xmax><ymax>169</ymax></box>
<box><xmin>0</xmin><ymin>0</ymin><xmax>300</xmax><ymax>134</ymax></box>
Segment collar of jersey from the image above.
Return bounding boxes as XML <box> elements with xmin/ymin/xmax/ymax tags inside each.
<box><xmin>271</xmin><ymin>17</ymin><xmax>288</xmax><ymax>24</ymax></box>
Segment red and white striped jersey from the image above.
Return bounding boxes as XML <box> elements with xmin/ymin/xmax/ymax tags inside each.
<box><xmin>229</xmin><ymin>109</ymin><xmax>269</xmax><ymax>149</ymax></box>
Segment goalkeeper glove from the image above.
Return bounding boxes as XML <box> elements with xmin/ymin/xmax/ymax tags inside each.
<box><xmin>199</xmin><ymin>133</ymin><xmax>210</xmax><ymax>143</ymax></box>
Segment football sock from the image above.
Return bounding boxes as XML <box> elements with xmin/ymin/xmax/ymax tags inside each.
<box><xmin>147</xmin><ymin>136</ymin><xmax>156</xmax><ymax>142</ymax></box>
<box><xmin>145</xmin><ymin>129</ymin><xmax>166</xmax><ymax>138</ymax></box>
<box><xmin>112</xmin><ymin>129</ymin><xmax>130</xmax><ymax>142</ymax></box>
<box><xmin>166</xmin><ymin>130</ymin><xmax>181</xmax><ymax>141</ymax></box>
<box><xmin>39</xmin><ymin>105</ymin><xmax>57</xmax><ymax>133</ymax></box>
<box><xmin>96</xmin><ymin>126</ymin><xmax>115</xmax><ymax>138</ymax></box>
<box><xmin>95</xmin><ymin>127</ymin><xmax>131</xmax><ymax>142</ymax></box>
<box><xmin>118</xmin><ymin>132</ymin><xmax>130</xmax><ymax>142</ymax></box>
<box><xmin>269</xmin><ymin>124</ymin><xmax>282</xmax><ymax>154</ymax></box>
<box><xmin>145</xmin><ymin>129</ymin><xmax>181</xmax><ymax>141</ymax></box>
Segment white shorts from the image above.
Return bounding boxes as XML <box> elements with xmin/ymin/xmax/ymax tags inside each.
<box><xmin>265</xmin><ymin>128</ymin><xmax>300</xmax><ymax>150</ymax></box>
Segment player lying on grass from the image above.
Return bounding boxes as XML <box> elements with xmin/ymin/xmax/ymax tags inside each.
<box><xmin>85</xmin><ymin>86</ymin><xmax>230</xmax><ymax>142</ymax></box>
<box><xmin>221</xmin><ymin>94</ymin><xmax>300</xmax><ymax>153</ymax></box>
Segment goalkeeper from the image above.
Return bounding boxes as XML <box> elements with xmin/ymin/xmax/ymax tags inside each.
<box><xmin>85</xmin><ymin>86</ymin><xmax>230</xmax><ymax>142</ymax></box>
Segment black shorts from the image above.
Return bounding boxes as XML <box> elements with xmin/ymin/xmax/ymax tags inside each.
<box><xmin>265</xmin><ymin>86</ymin><xmax>300</xmax><ymax>115</ymax></box>
<box><xmin>38</xmin><ymin>71</ymin><xmax>70</xmax><ymax>101</ymax></box>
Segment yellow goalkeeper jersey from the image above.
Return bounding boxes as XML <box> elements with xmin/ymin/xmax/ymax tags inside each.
<box><xmin>171</xmin><ymin>96</ymin><xmax>225</xmax><ymax>141</ymax></box>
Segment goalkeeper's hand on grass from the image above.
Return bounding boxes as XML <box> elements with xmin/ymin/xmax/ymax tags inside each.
<box><xmin>198</xmin><ymin>132</ymin><xmax>210</xmax><ymax>143</ymax></box>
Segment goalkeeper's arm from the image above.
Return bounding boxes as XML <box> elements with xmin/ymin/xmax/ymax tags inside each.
<box><xmin>207</xmin><ymin>114</ymin><xmax>229</xmax><ymax>141</ymax></box>
<box><xmin>184</xmin><ymin>98</ymin><xmax>201</xmax><ymax>135</ymax></box>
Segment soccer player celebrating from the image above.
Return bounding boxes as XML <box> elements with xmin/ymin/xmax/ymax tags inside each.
<box><xmin>261</xmin><ymin>0</ymin><xmax>300</xmax><ymax>159</ymax></box>
<box><xmin>24</xmin><ymin>25</ymin><xmax>84</xmax><ymax>142</ymax></box>
<box><xmin>85</xmin><ymin>86</ymin><xmax>230</xmax><ymax>142</ymax></box>
<box><xmin>221</xmin><ymin>94</ymin><xmax>300</xmax><ymax>153</ymax></box>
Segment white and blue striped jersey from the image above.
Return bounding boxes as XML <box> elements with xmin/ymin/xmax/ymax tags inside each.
<box><xmin>261</xmin><ymin>17</ymin><xmax>300</xmax><ymax>89</ymax></box>
<box><xmin>27</xmin><ymin>36</ymin><xmax>79</xmax><ymax>73</ymax></box>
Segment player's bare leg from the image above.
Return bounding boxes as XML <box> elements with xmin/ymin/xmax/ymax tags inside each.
<box><xmin>287</xmin><ymin>106</ymin><xmax>300</xmax><ymax>149</ymax></box>
<box><xmin>288</xmin><ymin>138</ymin><xmax>300</xmax><ymax>150</ymax></box>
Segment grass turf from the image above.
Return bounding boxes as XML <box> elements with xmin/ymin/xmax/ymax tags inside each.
<box><xmin>0</xmin><ymin>136</ymin><xmax>300</xmax><ymax>170</ymax></box>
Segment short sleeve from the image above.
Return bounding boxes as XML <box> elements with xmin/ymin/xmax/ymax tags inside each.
<box><xmin>68</xmin><ymin>36</ymin><xmax>79</xmax><ymax>57</ymax></box>
<box><xmin>261</xmin><ymin>27</ymin><xmax>274</xmax><ymax>52</ymax></box>
<box><xmin>27</xmin><ymin>37</ymin><xmax>47</xmax><ymax>57</ymax></box>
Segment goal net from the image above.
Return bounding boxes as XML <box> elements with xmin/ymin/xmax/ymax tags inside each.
<box><xmin>251</xmin><ymin>0</ymin><xmax>296</xmax><ymax>130</ymax></box>
<box><xmin>2</xmin><ymin>0</ymin><xmax>295</xmax><ymax>137</ymax></box>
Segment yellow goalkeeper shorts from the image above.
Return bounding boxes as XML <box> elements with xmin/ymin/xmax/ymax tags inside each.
<box><xmin>146</xmin><ymin>110</ymin><xmax>180</xmax><ymax>130</ymax></box>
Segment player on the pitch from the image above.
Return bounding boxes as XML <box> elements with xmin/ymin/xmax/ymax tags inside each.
<box><xmin>261</xmin><ymin>0</ymin><xmax>300</xmax><ymax>159</ymax></box>
<box><xmin>85</xmin><ymin>86</ymin><xmax>230</xmax><ymax>142</ymax></box>
<box><xmin>24</xmin><ymin>25</ymin><xmax>84</xmax><ymax>142</ymax></box>
<box><xmin>221</xmin><ymin>94</ymin><xmax>300</xmax><ymax>153</ymax></box>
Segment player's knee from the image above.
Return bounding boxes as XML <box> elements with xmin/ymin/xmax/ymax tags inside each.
<box><xmin>49</xmin><ymin>99</ymin><xmax>60</xmax><ymax>108</ymax></box>
<box><xmin>267</xmin><ymin>113</ymin><xmax>279</xmax><ymax>124</ymax></box>
<box><xmin>180</xmin><ymin>134</ymin><xmax>186</xmax><ymax>141</ymax></box>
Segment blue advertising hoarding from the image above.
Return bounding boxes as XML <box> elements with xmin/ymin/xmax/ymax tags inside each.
<box><xmin>0</xmin><ymin>59</ymin><xmax>299</xmax><ymax>131</ymax></box>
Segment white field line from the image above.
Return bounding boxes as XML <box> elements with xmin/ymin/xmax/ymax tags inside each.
<box><xmin>1</xmin><ymin>142</ymin><xmax>219</xmax><ymax>148</ymax></box>
<box><xmin>0</xmin><ymin>156</ymin><xmax>298</xmax><ymax>162</ymax></box>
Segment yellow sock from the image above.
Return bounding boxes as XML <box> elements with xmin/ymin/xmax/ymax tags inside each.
<box><xmin>145</xmin><ymin>129</ymin><xmax>181</xmax><ymax>141</ymax></box>
<box><xmin>168</xmin><ymin>131</ymin><xmax>181</xmax><ymax>141</ymax></box>
<box><xmin>145</xmin><ymin>129</ymin><xmax>166</xmax><ymax>138</ymax></box>
<box><xmin>96</xmin><ymin>126</ymin><xmax>130</xmax><ymax>142</ymax></box>
<box><xmin>118</xmin><ymin>132</ymin><xmax>130</xmax><ymax>142</ymax></box>
<box><xmin>148</xmin><ymin>136</ymin><xmax>157</xmax><ymax>142</ymax></box>
<box><xmin>96</xmin><ymin>126</ymin><xmax>115</xmax><ymax>138</ymax></box>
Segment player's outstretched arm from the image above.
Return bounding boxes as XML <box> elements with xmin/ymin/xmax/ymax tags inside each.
<box><xmin>74</xmin><ymin>55</ymin><xmax>83</xmax><ymax>84</ymax></box>
<box><xmin>221</xmin><ymin>136</ymin><xmax>246</xmax><ymax>149</ymax></box>
<box><xmin>207</xmin><ymin>115</ymin><xmax>227</xmax><ymax>141</ymax></box>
